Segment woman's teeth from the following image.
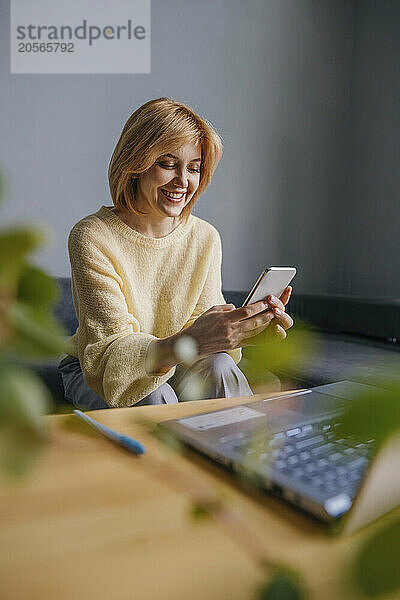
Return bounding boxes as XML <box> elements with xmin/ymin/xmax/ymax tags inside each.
<box><xmin>161</xmin><ymin>189</ymin><xmax>186</xmax><ymax>203</ymax></box>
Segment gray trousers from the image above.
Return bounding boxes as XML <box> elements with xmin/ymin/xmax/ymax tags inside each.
<box><xmin>58</xmin><ymin>352</ymin><xmax>254</xmax><ymax>410</ymax></box>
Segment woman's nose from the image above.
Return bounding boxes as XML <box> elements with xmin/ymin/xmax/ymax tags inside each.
<box><xmin>173</xmin><ymin>168</ymin><xmax>188</xmax><ymax>187</ymax></box>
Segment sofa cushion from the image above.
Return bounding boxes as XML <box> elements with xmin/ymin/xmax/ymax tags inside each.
<box><xmin>54</xmin><ymin>277</ymin><xmax>78</xmax><ymax>336</ymax></box>
<box><xmin>275</xmin><ymin>331</ymin><xmax>400</xmax><ymax>388</ymax></box>
<box><xmin>287</xmin><ymin>294</ymin><xmax>400</xmax><ymax>341</ymax></box>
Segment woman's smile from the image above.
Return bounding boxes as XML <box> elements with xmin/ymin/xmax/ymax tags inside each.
<box><xmin>160</xmin><ymin>189</ymin><xmax>187</xmax><ymax>203</ymax></box>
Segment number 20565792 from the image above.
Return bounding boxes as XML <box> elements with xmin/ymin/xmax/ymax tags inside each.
<box><xmin>18</xmin><ymin>42</ymin><xmax>74</xmax><ymax>52</ymax></box>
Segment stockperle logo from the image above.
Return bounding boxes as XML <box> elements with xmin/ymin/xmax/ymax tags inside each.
<box><xmin>11</xmin><ymin>0</ymin><xmax>151</xmax><ymax>74</ymax></box>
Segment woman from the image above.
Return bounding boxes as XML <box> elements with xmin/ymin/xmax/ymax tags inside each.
<box><xmin>58</xmin><ymin>98</ymin><xmax>293</xmax><ymax>410</ymax></box>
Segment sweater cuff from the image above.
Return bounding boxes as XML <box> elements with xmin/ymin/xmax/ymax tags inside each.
<box><xmin>142</xmin><ymin>337</ymin><xmax>175</xmax><ymax>378</ymax></box>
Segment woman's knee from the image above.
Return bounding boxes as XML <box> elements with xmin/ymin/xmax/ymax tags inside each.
<box><xmin>58</xmin><ymin>356</ymin><xmax>109</xmax><ymax>410</ymax></box>
<box><xmin>58</xmin><ymin>356</ymin><xmax>179</xmax><ymax>409</ymax></box>
<box><xmin>187</xmin><ymin>352</ymin><xmax>253</xmax><ymax>399</ymax></box>
<box><xmin>60</xmin><ymin>371</ymin><xmax>108</xmax><ymax>410</ymax></box>
<box><xmin>136</xmin><ymin>382</ymin><xmax>178</xmax><ymax>406</ymax></box>
<box><xmin>201</xmin><ymin>352</ymin><xmax>237</xmax><ymax>375</ymax></box>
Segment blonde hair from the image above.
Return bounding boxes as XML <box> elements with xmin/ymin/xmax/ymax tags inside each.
<box><xmin>108</xmin><ymin>98</ymin><xmax>223</xmax><ymax>224</ymax></box>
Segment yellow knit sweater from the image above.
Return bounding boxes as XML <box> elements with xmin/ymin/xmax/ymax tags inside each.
<box><xmin>65</xmin><ymin>205</ymin><xmax>242</xmax><ymax>407</ymax></box>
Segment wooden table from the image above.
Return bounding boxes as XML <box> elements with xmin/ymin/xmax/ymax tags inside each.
<box><xmin>0</xmin><ymin>392</ymin><xmax>398</xmax><ymax>600</ymax></box>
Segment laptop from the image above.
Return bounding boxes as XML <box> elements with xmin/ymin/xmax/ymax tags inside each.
<box><xmin>158</xmin><ymin>381</ymin><xmax>400</xmax><ymax>534</ymax></box>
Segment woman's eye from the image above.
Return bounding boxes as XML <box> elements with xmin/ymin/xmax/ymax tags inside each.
<box><xmin>158</xmin><ymin>162</ymin><xmax>200</xmax><ymax>174</ymax></box>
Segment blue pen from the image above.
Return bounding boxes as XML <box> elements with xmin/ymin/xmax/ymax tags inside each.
<box><xmin>73</xmin><ymin>409</ymin><xmax>146</xmax><ymax>455</ymax></box>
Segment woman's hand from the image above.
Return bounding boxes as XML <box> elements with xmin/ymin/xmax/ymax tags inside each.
<box><xmin>145</xmin><ymin>287</ymin><xmax>294</xmax><ymax>374</ymax></box>
<box><xmin>185</xmin><ymin>286</ymin><xmax>293</xmax><ymax>355</ymax></box>
<box><xmin>235</xmin><ymin>285</ymin><xmax>293</xmax><ymax>345</ymax></box>
<box><xmin>262</xmin><ymin>285</ymin><xmax>293</xmax><ymax>341</ymax></box>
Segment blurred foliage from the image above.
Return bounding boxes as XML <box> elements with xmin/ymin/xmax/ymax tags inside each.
<box><xmin>334</xmin><ymin>377</ymin><xmax>400</xmax><ymax>598</ymax></box>
<box><xmin>190</xmin><ymin>502</ymin><xmax>211</xmax><ymax>521</ymax></box>
<box><xmin>256</xmin><ymin>567</ymin><xmax>305</xmax><ymax>600</ymax></box>
<box><xmin>351</xmin><ymin>516</ymin><xmax>400</xmax><ymax>597</ymax></box>
<box><xmin>0</xmin><ymin>366</ymin><xmax>51</xmax><ymax>476</ymax></box>
<box><xmin>190</xmin><ymin>499</ymin><xmax>224</xmax><ymax>522</ymax></box>
<box><xmin>146</xmin><ymin>417</ymin><xmax>185</xmax><ymax>454</ymax></box>
<box><xmin>241</xmin><ymin>320</ymin><xmax>316</xmax><ymax>390</ymax></box>
<box><xmin>335</xmin><ymin>379</ymin><xmax>400</xmax><ymax>447</ymax></box>
<box><xmin>0</xmin><ymin>167</ymin><xmax>66</xmax><ymax>477</ymax></box>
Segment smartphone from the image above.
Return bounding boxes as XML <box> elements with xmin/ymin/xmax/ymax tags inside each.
<box><xmin>242</xmin><ymin>267</ymin><xmax>297</xmax><ymax>306</ymax></box>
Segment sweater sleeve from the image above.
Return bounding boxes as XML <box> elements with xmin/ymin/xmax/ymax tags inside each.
<box><xmin>68</xmin><ymin>223</ymin><xmax>176</xmax><ymax>407</ymax></box>
<box><xmin>180</xmin><ymin>228</ymin><xmax>242</xmax><ymax>365</ymax></box>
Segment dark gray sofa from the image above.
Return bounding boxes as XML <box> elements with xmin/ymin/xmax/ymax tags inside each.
<box><xmin>24</xmin><ymin>278</ymin><xmax>400</xmax><ymax>408</ymax></box>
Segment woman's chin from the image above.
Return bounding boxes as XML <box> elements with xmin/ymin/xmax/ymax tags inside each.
<box><xmin>164</xmin><ymin>202</ymin><xmax>182</xmax><ymax>213</ymax></box>
<box><xmin>162</xmin><ymin>200</ymin><xmax>187</xmax><ymax>216</ymax></box>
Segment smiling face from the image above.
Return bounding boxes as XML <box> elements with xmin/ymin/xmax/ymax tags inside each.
<box><xmin>135</xmin><ymin>142</ymin><xmax>202</xmax><ymax>219</ymax></box>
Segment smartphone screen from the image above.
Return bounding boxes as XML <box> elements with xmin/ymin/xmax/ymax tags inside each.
<box><xmin>242</xmin><ymin>267</ymin><xmax>296</xmax><ymax>306</ymax></box>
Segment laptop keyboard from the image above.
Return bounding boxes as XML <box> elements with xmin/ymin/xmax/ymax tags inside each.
<box><xmin>230</xmin><ymin>420</ymin><xmax>376</xmax><ymax>498</ymax></box>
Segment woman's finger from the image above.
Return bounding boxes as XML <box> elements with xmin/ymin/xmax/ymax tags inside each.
<box><xmin>274</xmin><ymin>323</ymin><xmax>287</xmax><ymax>339</ymax></box>
<box><xmin>280</xmin><ymin>286</ymin><xmax>292</xmax><ymax>306</ymax></box>
<box><xmin>267</xmin><ymin>294</ymin><xmax>285</xmax><ymax>311</ymax></box>
<box><xmin>240</xmin><ymin>311</ymin><xmax>274</xmax><ymax>335</ymax></box>
<box><xmin>232</xmin><ymin>300</ymin><xmax>269</xmax><ymax>322</ymax></box>
<box><xmin>267</xmin><ymin>286</ymin><xmax>292</xmax><ymax>311</ymax></box>
<box><xmin>273</xmin><ymin>308</ymin><xmax>294</xmax><ymax>330</ymax></box>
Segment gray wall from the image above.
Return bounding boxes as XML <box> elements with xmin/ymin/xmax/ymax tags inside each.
<box><xmin>338</xmin><ymin>0</ymin><xmax>400</xmax><ymax>298</ymax></box>
<box><xmin>1</xmin><ymin>0</ymin><xmax>397</xmax><ymax>298</ymax></box>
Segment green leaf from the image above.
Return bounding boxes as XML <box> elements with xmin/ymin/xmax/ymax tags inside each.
<box><xmin>17</xmin><ymin>264</ymin><xmax>60</xmax><ymax>309</ymax></box>
<box><xmin>256</xmin><ymin>568</ymin><xmax>305</xmax><ymax>600</ymax></box>
<box><xmin>335</xmin><ymin>384</ymin><xmax>400</xmax><ymax>446</ymax></box>
<box><xmin>5</xmin><ymin>302</ymin><xmax>66</xmax><ymax>359</ymax></box>
<box><xmin>62</xmin><ymin>413</ymin><xmax>99</xmax><ymax>435</ymax></box>
<box><xmin>351</xmin><ymin>517</ymin><xmax>400</xmax><ymax>597</ymax></box>
<box><xmin>0</xmin><ymin>364</ymin><xmax>51</xmax><ymax>428</ymax></box>
<box><xmin>190</xmin><ymin>503</ymin><xmax>212</xmax><ymax>521</ymax></box>
<box><xmin>0</xmin><ymin>228</ymin><xmax>44</xmax><ymax>291</ymax></box>
<box><xmin>0</xmin><ymin>365</ymin><xmax>51</xmax><ymax>477</ymax></box>
<box><xmin>242</xmin><ymin>322</ymin><xmax>315</xmax><ymax>386</ymax></box>
<box><xmin>153</xmin><ymin>426</ymin><xmax>184</xmax><ymax>454</ymax></box>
